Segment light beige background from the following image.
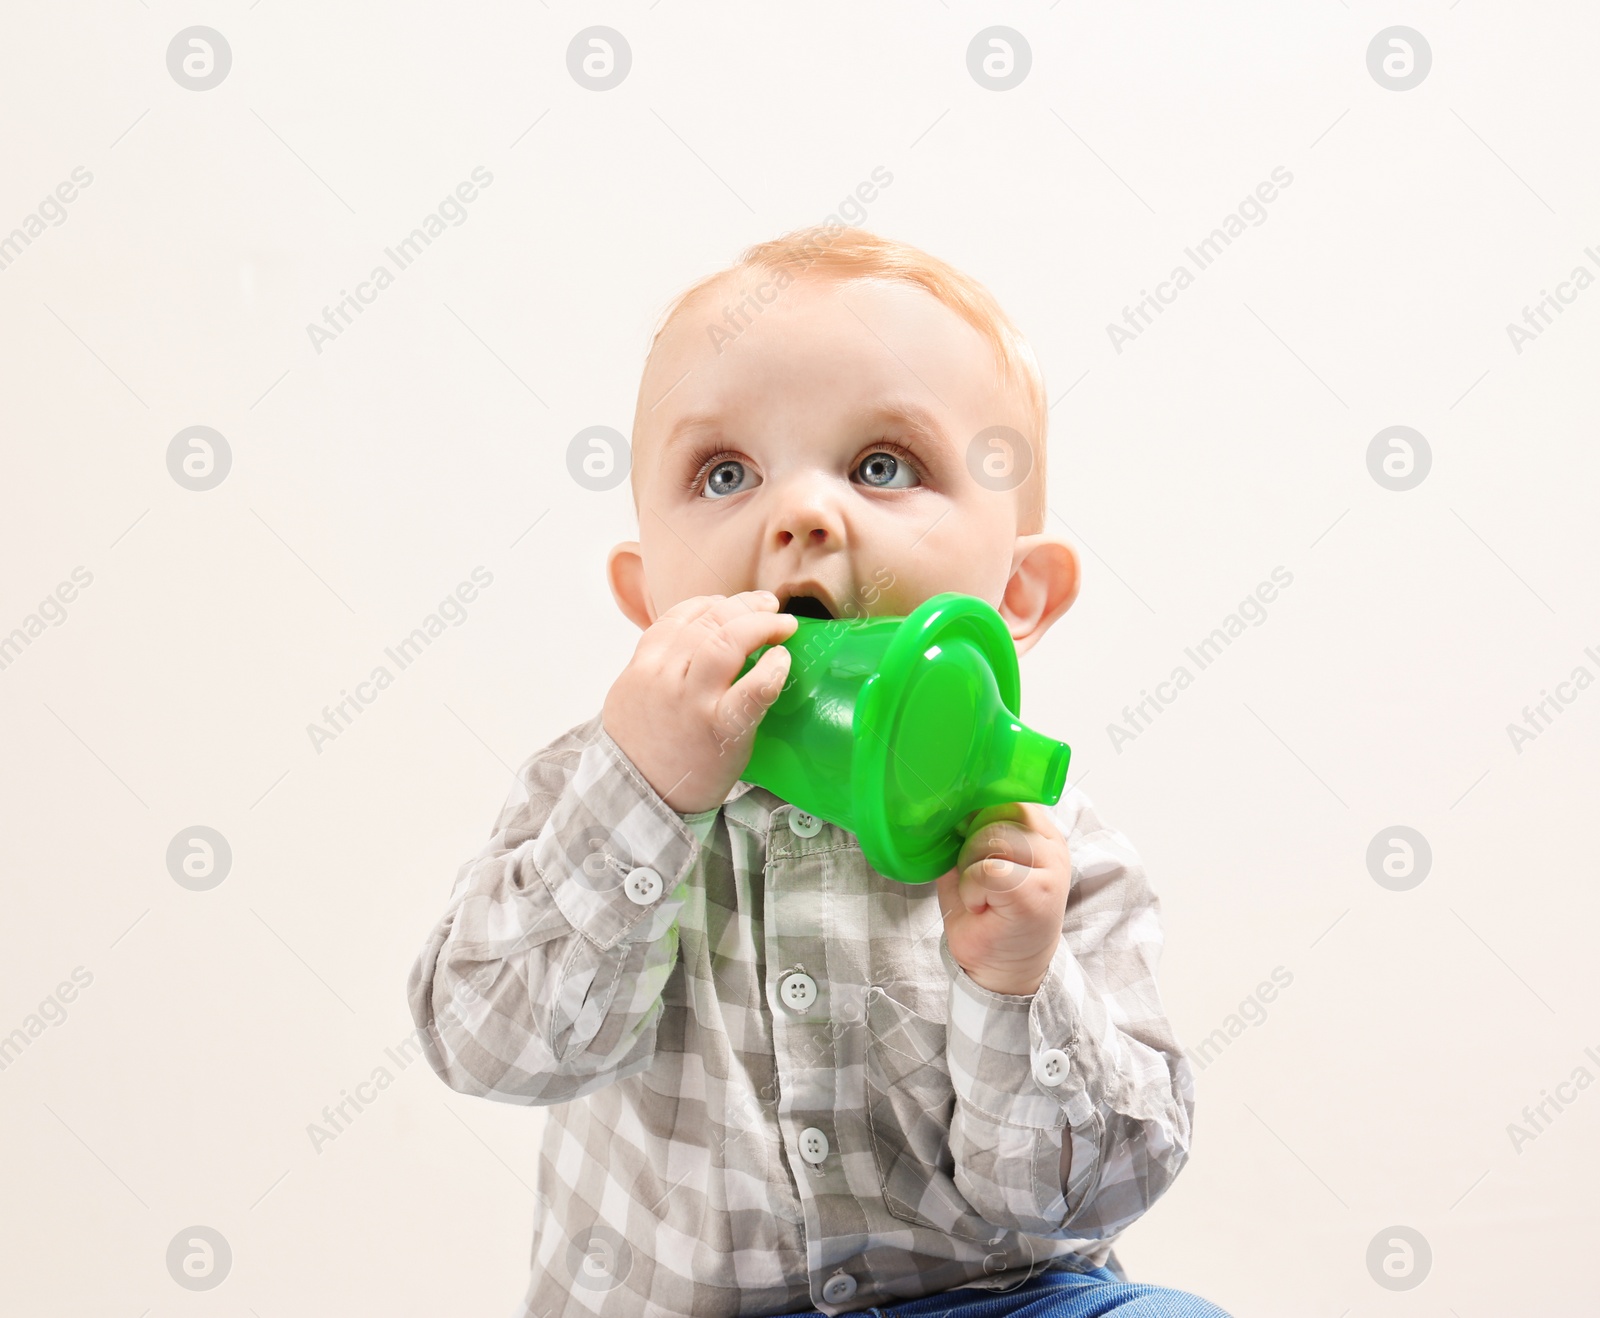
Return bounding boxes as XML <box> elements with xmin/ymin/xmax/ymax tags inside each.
<box><xmin>2</xmin><ymin>3</ymin><xmax>1596</xmax><ymax>1315</ymax></box>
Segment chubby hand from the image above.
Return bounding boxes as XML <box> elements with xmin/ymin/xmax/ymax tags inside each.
<box><xmin>935</xmin><ymin>802</ymin><xmax>1072</xmax><ymax>996</ymax></box>
<box><xmin>601</xmin><ymin>590</ymin><xmax>797</xmax><ymax>815</ymax></box>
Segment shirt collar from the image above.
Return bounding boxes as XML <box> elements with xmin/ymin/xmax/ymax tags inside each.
<box><xmin>721</xmin><ymin>777</ymin><xmax>786</xmax><ymax>834</ymax></box>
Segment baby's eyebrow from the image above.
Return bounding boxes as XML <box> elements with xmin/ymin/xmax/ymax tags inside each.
<box><xmin>862</xmin><ymin>400</ymin><xmax>949</xmax><ymax>450</ymax></box>
<box><xmin>659</xmin><ymin>411</ymin><xmax>721</xmax><ymax>458</ymax></box>
<box><xmin>656</xmin><ymin>399</ymin><xmax>951</xmax><ymax>459</ymax></box>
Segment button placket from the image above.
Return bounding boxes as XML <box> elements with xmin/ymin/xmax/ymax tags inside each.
<box><xmin>766</xmin><ymin>799</ymin><xmax>839</xmax><ymax>1208</ymax></box>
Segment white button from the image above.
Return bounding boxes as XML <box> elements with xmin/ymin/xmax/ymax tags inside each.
<box><xmin>788</xmin><ymin>810</ymin><xmax>823</xmax><ymax>838</ymax></box>
<box><xmin>779</xmin><ymin>971</ymin><xmax>817</xmax><ymax>1012</ymax></box>
<box><xmin>1035</xmin><ymin>1047</ymin><xmax>1071</xmax><ymax>1087</ymax></box>
<box><xmin>798</xmin><ymin>1126</ymin><xmax>830</xmax><ymax>1164</ymax></box>
<box><xmin>822</xmin><ymin>1272</ymin><xmax>857</xmax><ymax>1302</ymax></box>
<box><xmin>623</xmin><ymin>866</ymin><xmax>662</xmax><ymax>904</ymax></box>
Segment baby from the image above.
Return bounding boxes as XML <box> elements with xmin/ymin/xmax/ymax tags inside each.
<box><xmin>407</xmin><ymin>227</ymin><xmax>1227</xmax><ymax>1318</ymax></box>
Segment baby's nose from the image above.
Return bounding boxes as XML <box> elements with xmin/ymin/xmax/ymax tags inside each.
<box><xmin>776</xmin><ymin>523</ymin><xmax>829</xmax><ymax>547</ymax></box>
<box><xmin>774</xmin><ymin>495</ymin><xmax>841</xmax><ymax>547</ymax></box>
<box><xmin>771</xmin><ymin>471</ymin><xmax>847</xmax><ymax>548</ymax></box>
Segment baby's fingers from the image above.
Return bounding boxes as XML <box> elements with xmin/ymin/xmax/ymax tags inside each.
<box><xmin>955</xmin><ymin>852</ymin><xmax>1033</xmax><ymax>910</ymax></box>
<box><xmin>686</xmin><ymin>607</ymin><xmax>796</xmax><ymax>692</ymax></box>
<box><xmin>715</xmin><ymin>644</ymin><xmax>791</xmax><ymax>747</ymax></box>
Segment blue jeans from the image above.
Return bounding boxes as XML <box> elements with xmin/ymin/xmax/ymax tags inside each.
<box><xmin>802</xmin><ymin>1266</ymin><xmax>1231</xmax><ymax>1317</ymax></box>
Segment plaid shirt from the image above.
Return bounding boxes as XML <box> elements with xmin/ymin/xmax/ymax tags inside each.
<box><xmin>407</xmin><ymin>713</ymin><xmax>1195</xmax><ymax>1317</ymax></box>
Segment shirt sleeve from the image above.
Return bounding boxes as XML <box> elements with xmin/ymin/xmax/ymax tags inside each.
<box><xmin>939</xmin><ymin>785</ymin><xmax>1195</xmax><ymax>1239</ymax></box>
<box><xmin>405</xmin><ymin>715</ymin><xmax>717</xmax><ymax>1105</ymax></box>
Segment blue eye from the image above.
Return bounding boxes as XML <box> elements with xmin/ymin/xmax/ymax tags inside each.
<box><xmin>702</xmin><ymin>458</ymin><xmax>754</xmax><ymax>498</ymax></box>
<box><xmin>856</xmin><ymin>451</ymin><xmax>919</xmax><ymax>489</ymax></box>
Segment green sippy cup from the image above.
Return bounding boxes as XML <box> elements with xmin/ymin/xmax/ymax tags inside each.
<box><xmin>732</xmin><ymin>592</ymin><xmax>1071</xmax><ymax>883</ymax></box>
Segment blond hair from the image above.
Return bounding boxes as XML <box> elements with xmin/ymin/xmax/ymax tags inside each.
<box><xmin>636</xmin><ymin>225</ymin><xmax>1048</xmax><ymax>533</ymax></box>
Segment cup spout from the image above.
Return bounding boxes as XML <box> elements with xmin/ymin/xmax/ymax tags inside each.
<box><xmin>967</xmin><ymin>717</ymin><xmax>1071</xmax><ymax>813</ymax></box>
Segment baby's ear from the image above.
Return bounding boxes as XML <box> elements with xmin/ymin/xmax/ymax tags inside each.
<box><xmin>606</xmin><ymin>542</ymin><xmax>654</xmax><ymax>630</ymax></box>
<box><xmin>1000</xmin><ymin>535</ymin><xmax>1079</xmax><ymax>656</ymax></box>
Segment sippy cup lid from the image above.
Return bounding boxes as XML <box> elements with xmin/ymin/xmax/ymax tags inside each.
<box><xmin>851</xmin><ymin>593</ymin><xmax>1070</xmax><ymax>882</ymax></box>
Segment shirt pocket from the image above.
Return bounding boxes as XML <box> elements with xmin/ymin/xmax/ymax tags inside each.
<box><xmin>863</xmin><ymin>986</ymin><xmax>999</xmax><ymax>1243</ymax></box>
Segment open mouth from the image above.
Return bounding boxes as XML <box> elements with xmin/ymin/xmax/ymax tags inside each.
<box><xmin>780</xmin><ymin>594</ymin><xmax>835</xmax><ymax>620</ymax></box>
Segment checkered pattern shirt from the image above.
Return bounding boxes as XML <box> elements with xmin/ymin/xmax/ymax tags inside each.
<box><xmin>407</xmin><ymin>713</ymin><xmax>1195</xmax><ymax>1317</ymax></box>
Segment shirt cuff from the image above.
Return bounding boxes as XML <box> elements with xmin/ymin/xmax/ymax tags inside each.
<box><xmin>530</xmin><ymin>725</ymin><xmax>702</xmax><ymax>950</ymax></box>
<box><xmin>941</xmin><ymin>934</ymin><xmax>1093</xmax><ymax>1131</ymax></box>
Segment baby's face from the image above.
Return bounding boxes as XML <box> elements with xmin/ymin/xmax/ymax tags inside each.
<box><xmin>609</xmin><ymin>271</ymin><xmax>1077</xmax><ymax>654</ymax></box>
